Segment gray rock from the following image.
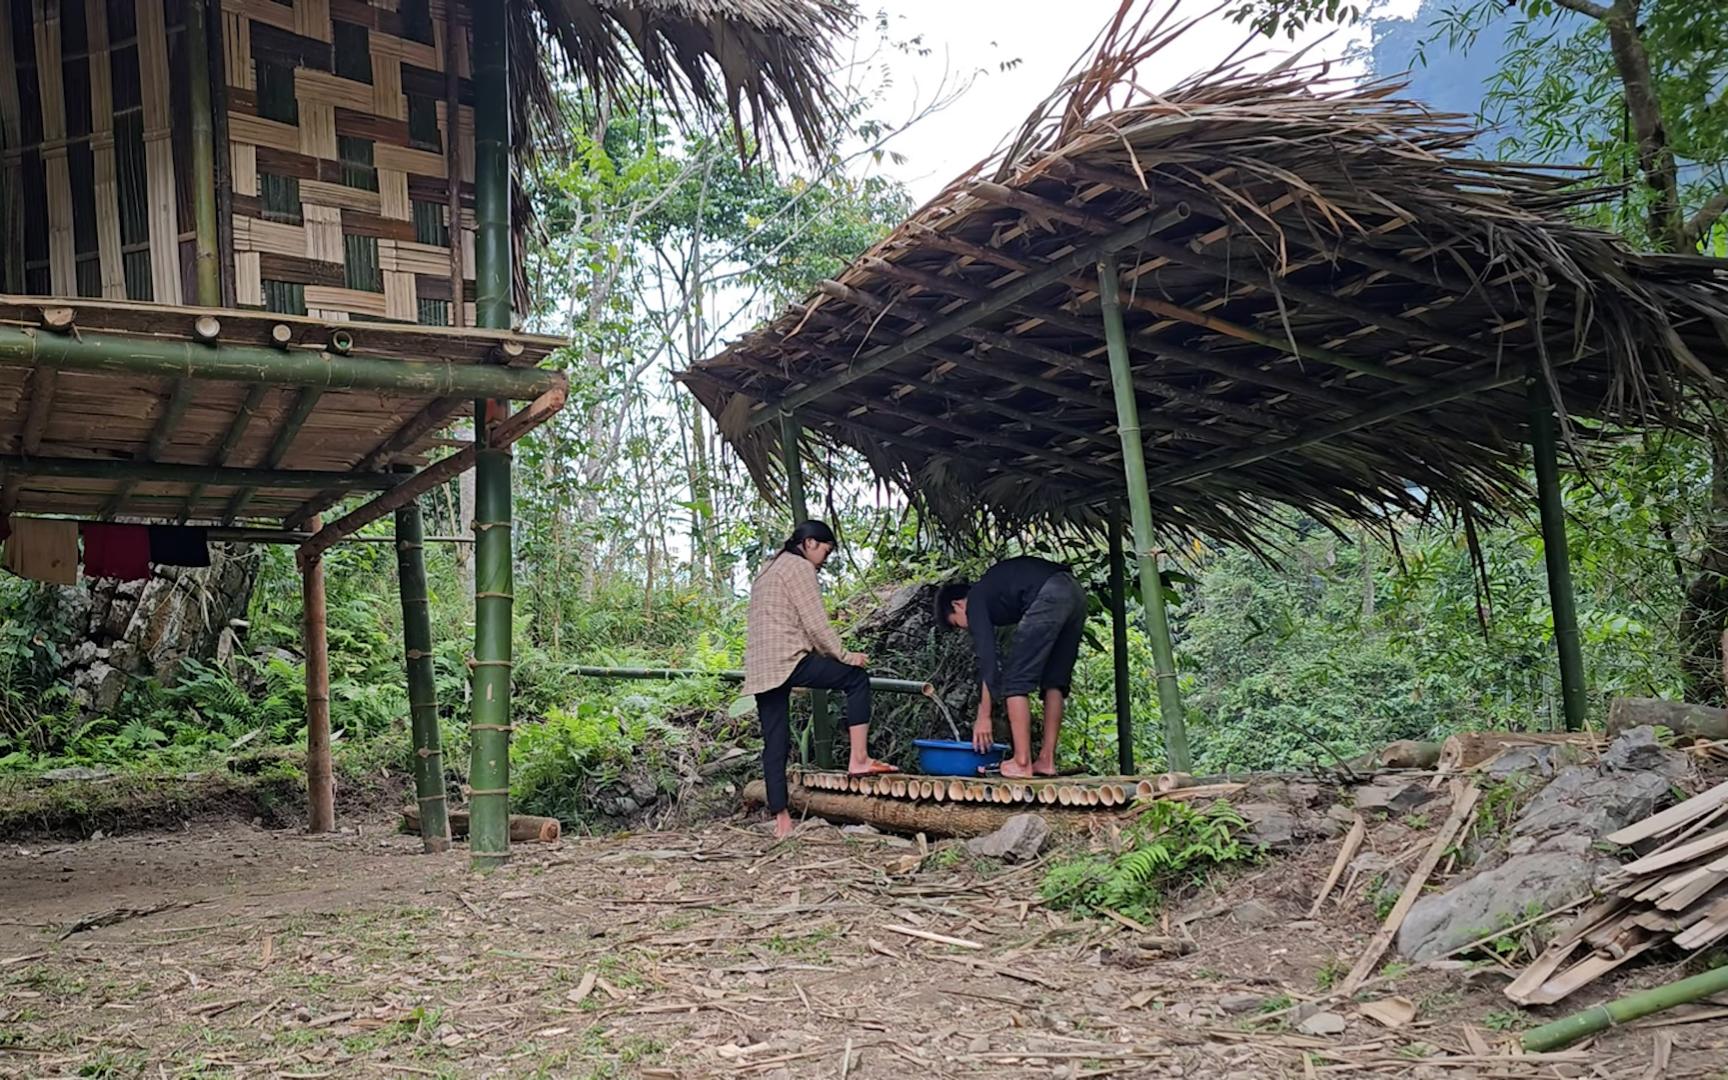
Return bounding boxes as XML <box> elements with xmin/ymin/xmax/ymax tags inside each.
<box><xmin>1513</xmin><ymin>765</ymin><xmax>1668</xmax><ymax>841</ymax></box>
<box><xmin>1231</xmin><ymin>899</ymin><xmax>1280</xmax><ymax>927</ymax></box>
<box><xmin>1219</xmin><ymin>992</ymin><xmax>1266</xmax><ymax>1014</ymax></box>
<box><xmin>1355</xmin><ymin>779</ymin><xmax>1439</xmax><ymax>815</ymax></box>
<box><xmin>1482</xmin><ymin>746</ymin><xmax>1575</xmax><ymax>782</ymax></box>
<box><xmin>1601</xmin><ymin>726</ymin><xmax>1690</xmax><ymax>782</ymax></box>
<box><xmin>1238</xmin><ymin>803</ymin><xmax>1300</xmax><ymax>848</ymax></box>
<box><xmin>628</xmin><ymin>775</ymin><xmax>659</xmax><ymax>803</ymax></box>
<box><xmin>965</xmin><ymin>813</ymin><xmax>1050</xmax><ymax>862</ymax></box>
<box><xmin>1296</xmin><ymin>1011</ymin><xmax>1348</xmax><ymax>1036</ymax></box>
<box><xmin>1395</xmin><ymin>851</ymin><xmax>1610</xmax><ymax>961</ymax></box>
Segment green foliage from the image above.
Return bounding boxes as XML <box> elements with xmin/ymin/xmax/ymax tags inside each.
<box><xmin>1040</xmin><ymin>800</ymin><xmax>1257</xmax><ymax>920</ymax></box>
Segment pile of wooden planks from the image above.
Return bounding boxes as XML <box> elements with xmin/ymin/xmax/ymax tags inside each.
<box><xmin>790</xmin><ymin>769</ymin><xmax>1243</xmax><ymax>809</ymax></box>
<box><xmin>1507</xmin><ymin>779</ymin><xmax>1728</xmax><ymax>1006</ymax></box>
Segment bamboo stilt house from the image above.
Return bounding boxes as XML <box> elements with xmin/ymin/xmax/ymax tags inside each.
<box><xmin>0</xmin><ymin>0</ymin><xmax>850</xmax><ymax>861</ymax></box>
<box><xmin>683</xmin><ymin>9</ymin><xmax>1728</xmax><ymax>764</ymax></box>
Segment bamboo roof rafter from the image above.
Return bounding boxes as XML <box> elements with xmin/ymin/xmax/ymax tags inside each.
<box><xmin>685</xmin><ymin>54</ymin><xmax>1728</xmax><ymax>544</ymax></box>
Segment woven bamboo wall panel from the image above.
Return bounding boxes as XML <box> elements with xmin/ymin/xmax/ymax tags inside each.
<box><xmin>223</xmin><ymin>0</ymin><xmax>475</xmax><ymax>327</ymax></box>
<box><xmin>2</xmin><ymin>0</ymin><xmax>189</xmax><ymax>304</ymax></box>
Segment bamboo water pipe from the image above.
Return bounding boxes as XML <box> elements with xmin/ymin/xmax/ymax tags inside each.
<box><xmin>566</xmin><ymin>666</ymin><xmax>934</xmax><ymax>697</ymax></box>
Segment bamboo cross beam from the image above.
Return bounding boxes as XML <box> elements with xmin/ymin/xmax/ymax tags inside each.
<box><xmin>747</xmin><ymin>204</ymin><xmax>1193</xmax><ymax>427</ymax></box>
<box><xmin>281</xmin><ymin>395</ymin><xmax>470</xmax><ymax>532</ymax></box>
<box><xmin>296</xmin><ymin>384</ymin><xmax>567</xmax><ymax>569</ymax></box>
<box><xmin>0</xmin><ymin>326</ymin><xmax>563</xmax><ymax>399</ymax></box>
<box><xmin>0</xmin><ymin>454</ymin><xmax>403</xmax><ymax>491</ymax></box>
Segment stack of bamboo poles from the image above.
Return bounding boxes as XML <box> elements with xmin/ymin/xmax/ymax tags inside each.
<box><xmin>1507</xmin><ymin>779</ymin><xmax>1728</xmax><ymax>1005</ymax></box>
<box><xmin>790</xmin><ymin>769</ymin><xmax>1242</xmax><ymax>809</ymax></box>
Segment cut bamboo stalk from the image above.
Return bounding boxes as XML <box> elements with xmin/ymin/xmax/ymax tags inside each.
<box><xmin>1310</xmin><ymin>815</ymin><xmax>1367</xmax><ymax>917</ymax></box>
<box><xmin>1342</xmin><ymin>781</ymin><xmax>1481</xmax><ymax>995</ymax></box>
<box><xmin>1606</xmin><ymin>781</ymin><xmax>1728</xmax><ymax>847</ymax></box>
<box><xmin>948</xmin><ymin>779</ymin><xmax>966</xmax><ymax>802</ymax></box>
<box><xmin>931</xmin><ymin>781</ymin><xmax>945</xmax><ymax>803</ymax></box>
<box><xmin>1038</xmin><ymin>785</ymin><xmax>1058</xmax><ymax>805</ymax></box>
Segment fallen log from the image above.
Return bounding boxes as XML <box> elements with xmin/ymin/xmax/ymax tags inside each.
<box><xmin>400</xmin><ymin>806</ymin><xmax>560</xmax><ymax>843</ymax></box>
<box><xmin>1608</xmin><ymin>697</ymin><xmax>1728</xmax><ymax>743</ymax></box>
<box><xmin>741</xmin><ymin>780</ymin><xmax>1102</xmax><ymax>838</ymax></box>
<box><xmin>1438</xmin><ymin>731</ymin><xmax>1593</xmax><ymax>771</ymax></box>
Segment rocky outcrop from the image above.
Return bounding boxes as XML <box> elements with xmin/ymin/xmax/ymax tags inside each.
<box><xmin>49</xmin><ymin>544</ymin><xmax>258</xmax><ymax>713</ymax></box>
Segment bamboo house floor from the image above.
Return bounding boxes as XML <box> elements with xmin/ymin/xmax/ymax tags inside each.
<box><xmin>0</xmin><ymin>296</ymin><xmax>565</xmax><ymax>526</ymax></box>
<box><xmin>2</xmin><ymin>803</ymin><xmax>1724</xmax><ymax>1078</ymax></box>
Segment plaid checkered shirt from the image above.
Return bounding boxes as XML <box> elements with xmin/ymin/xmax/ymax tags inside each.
<box><xmin>741</xmin><ymin>552</ymin><xmax>849</xmax><ymax>695</ymax></box>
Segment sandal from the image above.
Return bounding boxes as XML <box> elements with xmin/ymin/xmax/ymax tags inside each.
<box><xmin>849</xmin><ymin>761</ymin><xmax>900</xmax><ymax>776</ymax></box>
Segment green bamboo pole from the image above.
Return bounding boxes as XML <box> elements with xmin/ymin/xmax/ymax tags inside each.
<box><xmin>467</xmin><ymin>0</ymin><xmax>514</xmax><ymax>871</ymax></box>
<box><xmin>0</xmin><ymin>454</ymin><xmax>399</xmax><ymax>490</ymax></box>
<box><xmin>186</xmin><ymin>0</ymin><xmax>220</xmax><ymax>306</ymax></box>
<box><xmin>0</xmin><ymin>327</ymin><xmax>558</xmax><ymax>398</ymax></box>
<box><xmin>1527</xmin><ymin>372</ymin><xmax>1588</xmax><ymax>732</ymax></box>
<box><xmin>1108</xmin><ymin>512</ymin><xmax>1135</xmax><ymax>775</ymax></box>
<box><xmin>1099</xmin><ymin>260</ymin><xmax>1191</xmax><ymax>772</ymax></box>
<box><xmin>1522</xmin><ymin>961</ymin><xmax>1728</xmax><ymax>1052</ymax></box>
<box><xmin>568</xmin><ymin>666</ymin><xmax>932</xmax><ymax>696</ymax></box>
<box><xmin>780</xmin><ymin>410</ymin><xmax>834</xmax><ymax>768</ymax></box>
<box><xmin>395</xmin><ymin>489</ymin><xmax>449</xmax><ymax>853</ymax></box>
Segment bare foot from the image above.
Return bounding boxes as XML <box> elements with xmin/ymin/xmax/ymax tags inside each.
<box><xmin>772</xmin><ymin>811</ymin><xmax>794</xmax><ymax>840</ymax></box>
<box><xmin>1000</xmin><ymin>759</ymin><xmax>1036</xmax><ymax>779</ymax></box>
<box><xmin>1033</xmin><ymin>759</ymin><xmax>1058</xmax><ymax>777</ymax></box>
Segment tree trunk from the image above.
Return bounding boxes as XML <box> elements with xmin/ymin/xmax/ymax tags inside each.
<box><xmin>1607</xmin><ymin>696</ymin><xmax>1728</xmax><ymax>742</ymax></box>
<box><xmin>1682</xmin><ymin>432</ymin><xmax>1728</xmax><ymax>704</ymax></box>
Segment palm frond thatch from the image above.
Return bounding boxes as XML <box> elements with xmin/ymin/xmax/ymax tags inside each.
<box><xmin>682</xmin><ymin>3</ymin><xmax>1728</xmax><ymax>549</ymax></box>
<box><xmin>525</xmin><ymin>0</ymin><xmax>853</xmax><ymax>157</ymax></box>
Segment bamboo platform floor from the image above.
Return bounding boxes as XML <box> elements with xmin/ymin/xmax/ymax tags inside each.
<box><xmin>792</xmin><ymin>768</ymin><xmax>1243</xmax><ymax>808</ymax></box>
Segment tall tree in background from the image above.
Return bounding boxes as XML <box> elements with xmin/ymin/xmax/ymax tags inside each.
<box><xmin>1232</xmin><ymin>0</ymin><xmax>1728</xmax><ymax>699</ymax></box>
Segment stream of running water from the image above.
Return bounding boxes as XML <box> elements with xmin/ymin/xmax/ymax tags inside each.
<box><xmin>928</xmin><ymin>693</ymin><xmax>963</xmax><ymax>741</ymax></box>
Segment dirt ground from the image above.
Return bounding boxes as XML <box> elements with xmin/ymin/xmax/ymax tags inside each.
<box><xmin>2</xmin><ymin>807</ymin><xmax>1727</xmax><ymax>1079</ymax></box>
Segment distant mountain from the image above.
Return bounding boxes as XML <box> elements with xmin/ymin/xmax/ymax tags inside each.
<box><xmin>1360</xmin><ymin>0</ymin><xmax>1588</xmax><ymax>158</ymax></box>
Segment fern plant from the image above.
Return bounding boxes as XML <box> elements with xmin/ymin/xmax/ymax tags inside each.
<box><xmin>1040</xmin><ymin>799</ymin><xmax>1257</xmax><ymax>920</ymax></box>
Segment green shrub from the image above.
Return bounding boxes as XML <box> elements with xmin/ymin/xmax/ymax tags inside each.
<box><xmin>1040</xmin><ymin>799</ymin><xmax>1256</xmax><ymax>920</ymax></box>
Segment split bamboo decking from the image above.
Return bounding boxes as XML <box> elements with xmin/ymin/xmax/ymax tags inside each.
<box><xmin>789</xmin><ymin>768</ymin><xmax>1243</xmax><ymax>809</ymax></box>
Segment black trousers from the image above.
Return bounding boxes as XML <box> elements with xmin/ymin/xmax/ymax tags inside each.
<box><xmin>757</xmin><ymin>654</ymin><xmax>872</xmax><ymax>814</ymax></box>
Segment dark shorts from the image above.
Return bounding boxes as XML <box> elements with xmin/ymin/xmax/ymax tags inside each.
<box><xmin>997</xmin><ymin>572</ymin><xmax>1086</xmax><ymax>699</ymax></box>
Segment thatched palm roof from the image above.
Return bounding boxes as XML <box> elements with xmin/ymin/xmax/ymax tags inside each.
<box><xmin>681</xmin><ymin>12</ymin><xmax>1728</xmax><ymax>547</ymax></box>
<box><xmin>522</xmin><ymin>0</ymin><xmax>852</xmax><ymax>156</ymax></box>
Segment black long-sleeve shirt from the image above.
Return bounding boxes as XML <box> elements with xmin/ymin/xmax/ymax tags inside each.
<box><xmin>966</xmin><ymin>556</ymin><xmax>1066</xmax><ymax>696</ymax></box>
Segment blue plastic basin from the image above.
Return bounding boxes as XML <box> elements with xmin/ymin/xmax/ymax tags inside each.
<box><xmin>913</xmin><ymin>738</ymin><xmax>1011</xmax><ymax>777</ymax></box>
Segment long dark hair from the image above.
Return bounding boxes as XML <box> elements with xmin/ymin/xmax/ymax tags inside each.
<box><xmin>782</xmin><ymin>519</ymin><xmax>837</xmax><ymax>554</ymax></box>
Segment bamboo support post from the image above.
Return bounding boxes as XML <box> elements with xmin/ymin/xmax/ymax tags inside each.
<box><xmin>467</xmin><ymin>0</ymin><xmax>513</xmax><ymax>872</ymax></box>
<box><xmin>1528</xmin><ymin>371</ymin><xmax>1588</xmax><ymax>731</ymax></box>
<box><xmin>1099</xmin><ymin>259</ymin><xmax>1190</xmax><ymax>771</ymax></box>
<box><xmin>1108</xmin><ymin>512</ymin><xmax>1135</xmax><ymax>774</ymax></box>
<box><xmin>186</xmin><ymin>0</ymin><xmax>220</xmax><ymax>307</ymax></box>
<box><xmin>302</xmin><ymin>517</ymin><xmax>333</xmax><ymax>834</ymax></box>
<box><xmin>396</xmin><ymin>490</ymin><xmax>449</xmax><ymax>853</ymax></box>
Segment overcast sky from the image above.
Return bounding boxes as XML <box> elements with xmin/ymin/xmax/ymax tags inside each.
<box><xmin>851</xmin><ymin>0</ymin><xmax>1416</xmax><ymax>204</ymax></box>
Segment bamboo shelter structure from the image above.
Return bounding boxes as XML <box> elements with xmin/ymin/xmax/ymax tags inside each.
<box><xmin>0</xmin><ymin>0</ymin><xmax>849</xmax><ymax>868</ymax></box>
<box><xmin>686</xmin><ymin>12</ymin><xmax>1728</xmax><ymax>771</ymax></box>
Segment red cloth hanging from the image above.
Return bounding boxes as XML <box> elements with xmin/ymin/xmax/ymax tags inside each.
<box><xmin>81</xmin><ymin>523</ymin><xmax>152</xmax><ymax>581</ymax></box>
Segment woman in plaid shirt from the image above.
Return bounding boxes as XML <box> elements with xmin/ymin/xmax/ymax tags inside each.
<box><xmin>744</xmin><ymin>521</ymin><xmax>896</xmax><ymax>838</ymax></box>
